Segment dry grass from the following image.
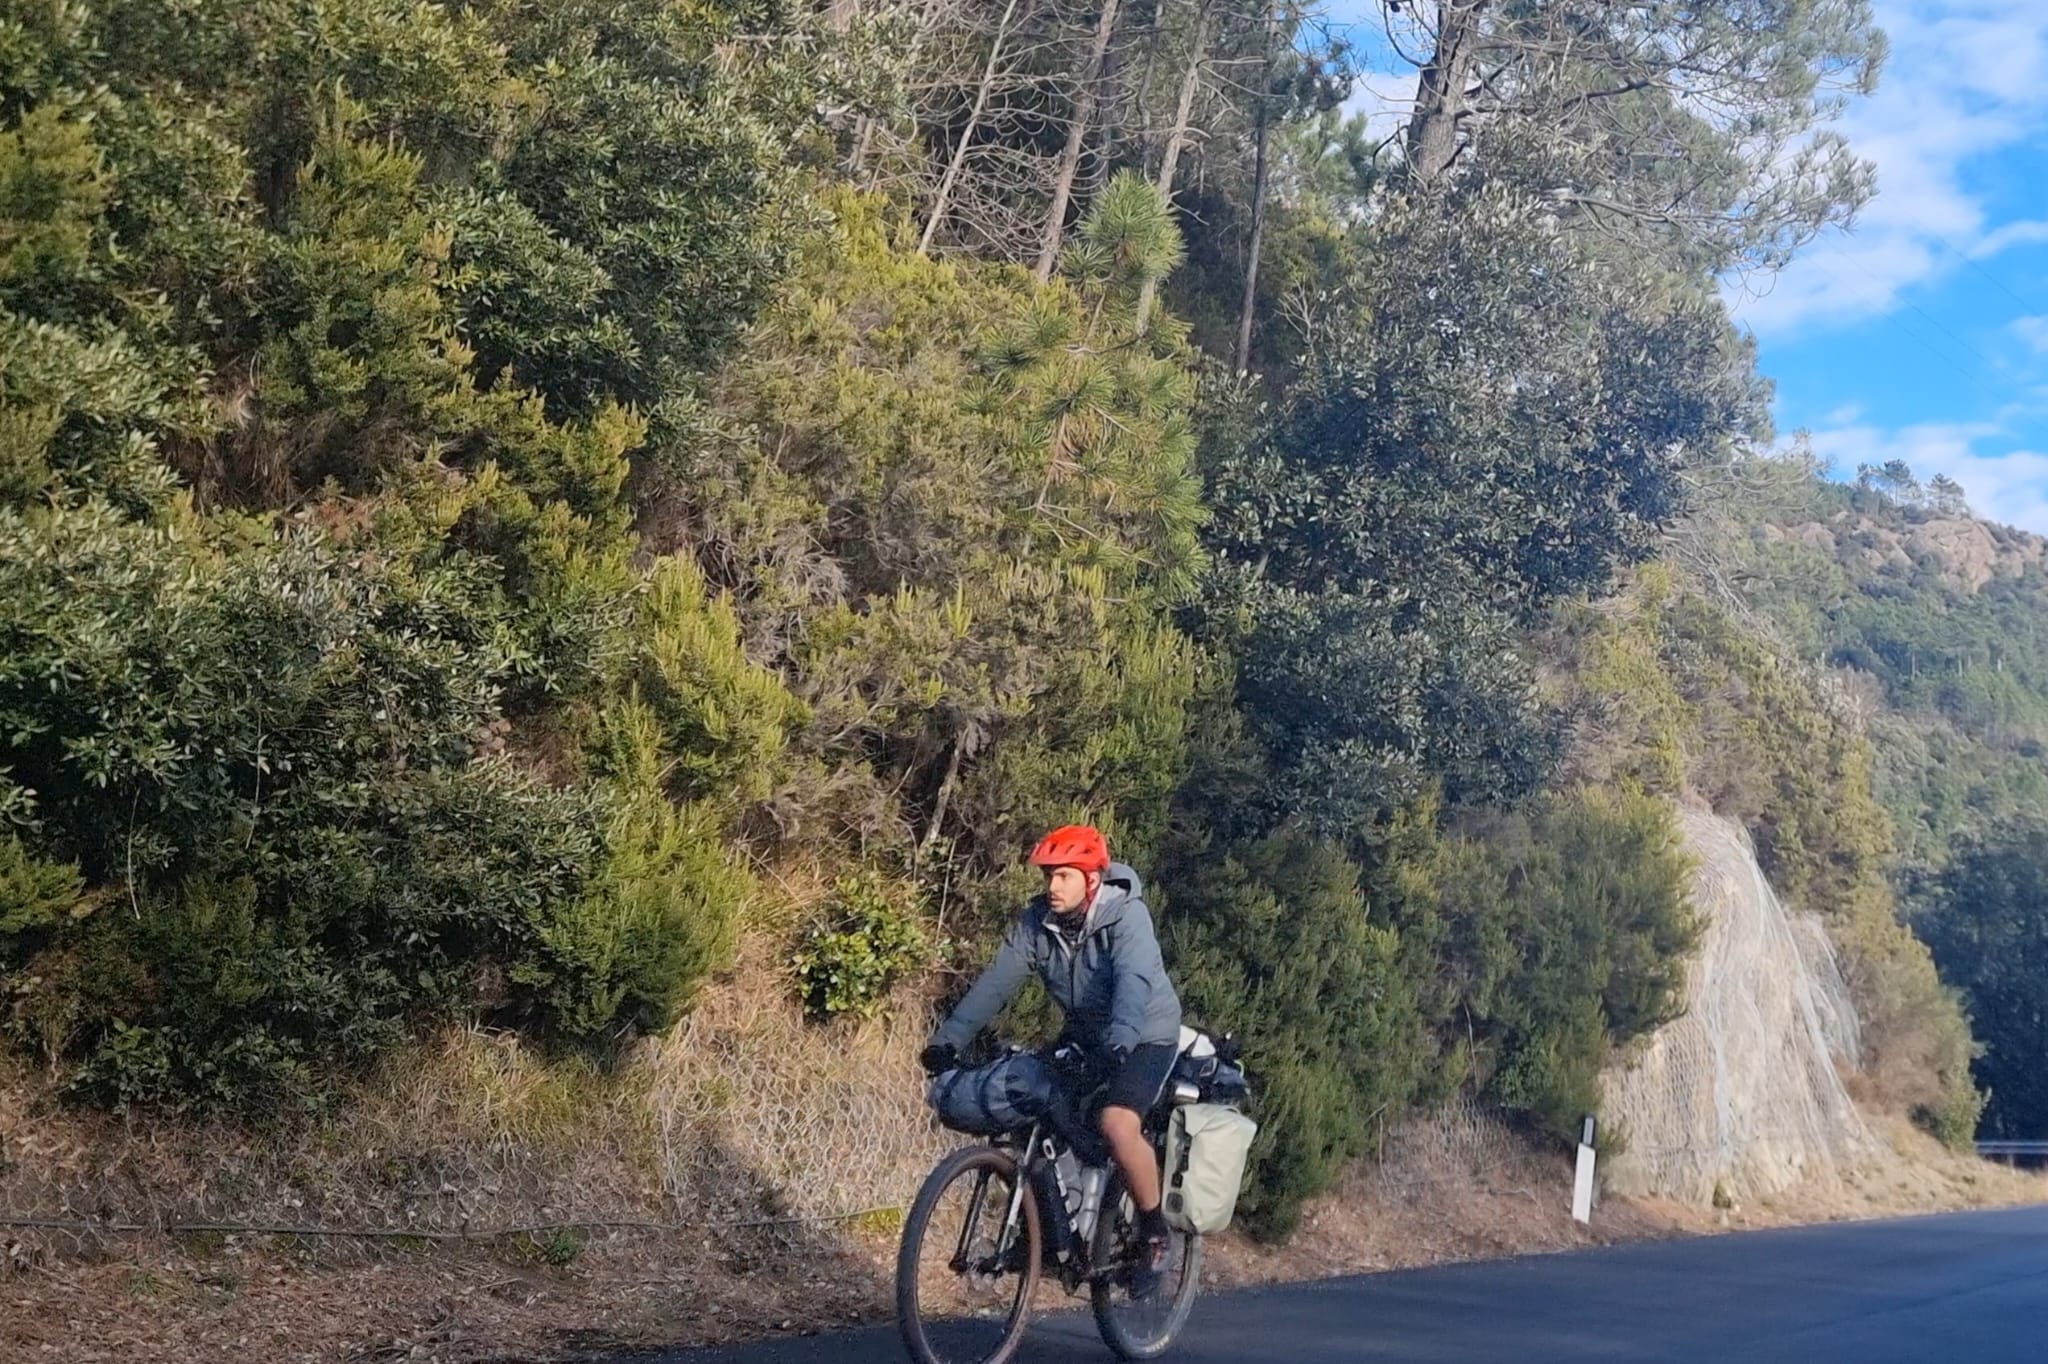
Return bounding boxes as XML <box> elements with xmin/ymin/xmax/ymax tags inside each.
<box><xmin>1736</xmin><ymin>1114</ymin><xmax>2047</xmax><ymax>1226</ymax></box>
<box><xmin>5</xmin><ymin>920</ymin><xmax>2044</xmax><ymax>1363</ymax></box>
<box><xmin>0</xmin><ymin>1031</ymin><xmax>668</xmax><ymax>1260</ymax></box>
<box><xmin>2</xmin><ymin>1227</ymin><xmax>894</xmax><ymax>1363</ymax></box>
<box><xmin>0</xmin><ymin>875</ymin><xmax>957</xmax><ymax>1362</ymax></box>
<box><xmin>0</xmin><ymin>1008</ymin><xmax>914</xmax><ymax>1362</ymax></box>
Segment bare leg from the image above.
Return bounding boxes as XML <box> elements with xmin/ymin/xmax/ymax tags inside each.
<box><xmin>1100</xmin><ymin>1104</ymin><xmax>1161</xmax><ymax>1213</ymax></box>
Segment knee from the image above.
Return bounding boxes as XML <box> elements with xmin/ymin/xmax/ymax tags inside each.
<box><xmin>1100</xmin><ymin>1105</ymin><xmax>1141</xmax><ymax>1143</ymax></box>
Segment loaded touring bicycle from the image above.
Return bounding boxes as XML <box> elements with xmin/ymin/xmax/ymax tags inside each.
<box><xmin>896</xmin><ymin>1027</ymin><xmax>1257</xmax><ymax>1364</ymax></box>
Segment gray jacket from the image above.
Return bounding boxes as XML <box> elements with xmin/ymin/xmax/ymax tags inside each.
<box><xmin>934</xmin><ymin>862</ymin><xmax>1182</xmax><ymax>1054</ymax></box>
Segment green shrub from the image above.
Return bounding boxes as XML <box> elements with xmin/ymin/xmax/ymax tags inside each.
<box><xmin>793</xmin><ymin>871</ymin><xmax>932</xmax><ymax>1021</ymax></box>
<box><xmin>629</xmin><ymin>556</ymin><xmax>805</xmax><ymax>803</ymax></box>
<box><xmin>692</xmin><ymin>187</ymin><xmax>1205</xmax><ymax>881</ymax></box>
<box><xmin>0</xmin><ymin>506</ymin><xmax>772</xmax><ymax>1108</ymax></box>
<box><xmin>504</xmin><ymin>1227</ymin><xmax>584</xmax><ymax>1268</ymax></box>
<box><xmin>0</xmin><ymin>833</ymin><xmax>88</xmax><ymax>940</ymax></box>
<box><xmin>521</xmin><ymin>701</ymin><xmax>753</xmax><ymax>1040</ymax></box>
<box><xmin>1392</xmin><ymin>786</ymin><xmax>1699</xmax><ymax>1142</ymax></box>
<box><xmin>0</xmin><ymin>0</ymin><xmax>825</xmax><ymax>1111</ymax></box>
<box><xmin>1164</xmin><ymin>830</ymin><xmax>1430</xmax><ymax>1240</ymax></box>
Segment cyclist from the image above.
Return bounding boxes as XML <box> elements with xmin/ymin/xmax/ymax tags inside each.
<box><xmin>920</xmin><ymin>824</ymin><xmax>1183</xmax><ymax>1298</ymax></box>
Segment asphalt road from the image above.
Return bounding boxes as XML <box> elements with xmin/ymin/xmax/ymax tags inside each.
<box><xmin>648</xmin><ymin>1204</ymin><xmax>2048</xmax><ymax>1363</ymax></box>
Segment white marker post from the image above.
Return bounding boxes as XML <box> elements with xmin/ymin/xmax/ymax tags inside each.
<box><xmin>1571</xmin><ymin>1114</ymin><xmax>1597</xmax><ymax>1225</ymax></box>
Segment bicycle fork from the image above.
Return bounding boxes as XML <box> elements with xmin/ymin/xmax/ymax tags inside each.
<box><xmin>955</xmin><ymin>1126</ymin><xmax>1113</xmax><ymax>1280</ymax></box>
<box><xmin>956</xmin><ymin>1125</ymin><xmax>1040</xmax><ymax>1275</ymax></box>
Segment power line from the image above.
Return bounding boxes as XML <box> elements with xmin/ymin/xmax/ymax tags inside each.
<box><xmin>1932</xmin><ymin>232</ymin><xmax>2048</xmax><ymax>318</ymax></box>
<box><xmin>1750</xmin><ymin>248</ymin><xmax>2009</xmax><ymax>405</ymax></box>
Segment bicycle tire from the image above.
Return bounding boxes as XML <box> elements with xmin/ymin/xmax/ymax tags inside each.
<box><xmin>896</xmin><ymin>1144</ymin><xmax>1043</xmax><ymax>1364</ymax></box>
<box><xmin>1089</xmin><ymin>1169</ymin><xmax>1202</xmax><ymax>1360</ymax></box>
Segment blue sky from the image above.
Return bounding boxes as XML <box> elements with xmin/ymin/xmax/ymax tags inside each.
<box><xmin>1334</xmin><ymin>1</ymin><xmax>2048</xmax><ymax>534</ymax></box>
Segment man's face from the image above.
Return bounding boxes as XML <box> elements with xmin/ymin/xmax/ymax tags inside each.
<box><xmin>1045</xmin><ymin>865</ymin><xmax>1092</xmax><ymax>914</ymax></box>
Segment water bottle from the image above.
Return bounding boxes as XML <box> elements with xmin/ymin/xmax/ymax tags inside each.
<box><xmin>1056</xmin><ymin>1149</ymin><xmax>1085</xmax><ymax>1218</ymax></box>
<box><xmin>1076</xmin><ymin>1164</ymin><xmax>1108</xmax><ymax>1241</ymax></box>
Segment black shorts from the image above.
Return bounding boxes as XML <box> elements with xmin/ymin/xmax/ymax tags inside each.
<box><xmin>1103</xmin><ymin>1041</ymin><xmax>1179</xmax><ymax>1114</ymax></box>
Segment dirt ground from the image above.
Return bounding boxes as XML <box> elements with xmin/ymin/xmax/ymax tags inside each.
<box><xmin>6</xmin><ymin>1112</ymin><xmax>2040</xmax><ymax>1364</ymax></box>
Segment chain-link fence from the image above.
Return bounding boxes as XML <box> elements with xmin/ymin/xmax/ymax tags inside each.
<box><xmin>648</xmin><ymin>950</ymin><xmax>954</xmax><ymax>1224</ymax></box>
<box><xmin>5</xmin><ymin>914</ymin><xmax>1579</xmax><ymax>1277</ymax></box>
<box><xmin>0</xmin><ymin>935</ymin><xmax>955</xmax><ymax>1273</ymax></box>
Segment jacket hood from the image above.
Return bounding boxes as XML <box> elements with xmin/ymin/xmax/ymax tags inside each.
<box><xmin>1102</xmin><ymin>861</ymin><xmax>1143</xmax><ymax>899</ymax></box>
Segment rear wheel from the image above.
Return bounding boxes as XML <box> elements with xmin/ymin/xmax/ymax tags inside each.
<box><xmin>1089</xmin><ymin>1170</ymin><xmax>1202</xmax><ymax>1360</ymax></box>
<box><xmin>896</xmin><ymin>1145</ymin><xmax>1042</xmax><ymax>1364</ymax></box>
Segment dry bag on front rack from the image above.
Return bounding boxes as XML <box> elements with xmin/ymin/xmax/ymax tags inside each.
<box><xmin>926</xmin><ymin>1052</ymin><xmax>1057</xmax><ymax>1136</ymax></box>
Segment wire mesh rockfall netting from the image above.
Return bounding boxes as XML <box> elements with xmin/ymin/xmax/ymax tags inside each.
<box><xmin>0</xmin><ymin>941</ymin><xmax>954</xmax><ymax>1269</ymax></box>
<box><xmin>6</xmin><ymin>938</ymin><xmax>1525</xmax><ymax>1270</ymax></box>
<box><xmin>0</xmin><ymin>1031</ymin><xmax>690</xmax><ymax>1266</ymax></box>
<box><xmin>1601</xmin><ymin>807</ymin><xmax>1875</xmax><ymax>1203</ymax></box>
<box><xmin>647</xmin><ymin>950</ymin><xmax>955</xmax><ymax>1224</ymax></box>
<box><xmin>1369</xmin><ymin>1097</ymin><xmax>1525</xmax><ymax>1194</ymax></box>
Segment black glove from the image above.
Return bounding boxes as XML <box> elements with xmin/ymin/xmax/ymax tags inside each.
<box><xmin>920</xmin><ymin>1042</ymin><xmax>959</xmax><ymax>1076</ymax></box>
<box><xmin>1050</xmin><ymin>1044</ymin><xmax>1094</xmax><ymax>1086</ymax></box>
<box><xmin>1052</xmin><ymin>1043</ymin><xmax>1124</xmax><ymax>1089</ymax></box>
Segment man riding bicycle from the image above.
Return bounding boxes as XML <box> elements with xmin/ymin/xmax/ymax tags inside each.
<box><xmin>920</xmin><ymin>824</ymin><xmax>1182</xmax><ymax>1298</ymax></box>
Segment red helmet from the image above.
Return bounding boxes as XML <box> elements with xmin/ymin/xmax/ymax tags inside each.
<box><xmin>1028</xmin><ymin>824</ymin><xmax>1110</xmax><ymax>873</ymax></box>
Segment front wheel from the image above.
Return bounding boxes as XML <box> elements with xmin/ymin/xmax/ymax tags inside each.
<box><xmin>1089</xmin><ymin>1170</ymin><xmax>1202</xmax><ymax>1360</ymax></box>
<box><xmin>896</xmin><ymin>1144</ymin><xmax>1043</xmax><ymax>1364</ymax></box>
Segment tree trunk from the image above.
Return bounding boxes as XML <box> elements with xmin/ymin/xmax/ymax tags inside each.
<box><xmin>1081</xmin><ymin>18</ymin><xmax>1127</xmax><ymax>207</ymax></box>
<box><xmin>1232</xmin><ymin>7</ymin><xmax>1277</xmax><ymax>373</ymax></box>
<box><xmin>847</xmin><ymin>116</ymin><xmax>878</xmax><ymax>181</ymax></box>
<box><xmin>850</xmin><ymin>0</ymin><xmax>945</xmax><ymax>183</ymax></box>
<box><xmin>1132</xmin><ymin>4</ymin><xmax>1170</xmax><ymax>178</ymax></box>
<box><xmin>1135</xmin><ymin>0</ymin><xmax>1215</xmax><ymax>330</ymax></box>
<box><xmin>1404</xmin><ymin>0</ymin><xmax>1488</xmax><ymax>187</ymax></box>
<box><xmin>920</xmin><ymin>0</ymin><xmax>1024</xmax><ymax>255</ymax></box>
<box><xmin>1152</xmin><ymin>0</ymin><xmax>1213</xmax><ymax>200</ymax></box>
<box><xmin>1035</xmin><ymin>0</ymin><xmax>1125</xmax><ymax>282</ymax></box>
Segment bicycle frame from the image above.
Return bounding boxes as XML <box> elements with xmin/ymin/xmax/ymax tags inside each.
<box><xmin>982</xmin><ymin>1119</ymin><xmax>1155</xmax><ymax>1294</ymax></box>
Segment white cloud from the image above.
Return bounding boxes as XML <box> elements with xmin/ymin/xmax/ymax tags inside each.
<box><xmin>1802</xmin><ymin>419</ymin><xmax>2048</xmax><ymax>534</ymax></box>
<box><xmin>2012</xmin><ymin>315</ymin><xmax>2048</xmax><ymax>353</ymax></box>
<box><xmin>1970</xmin><ymin>219</ymin><xmax>2048</xmax><ymax>259</ymax></box>
<box><xmin>1731</xmin><ymin>1</ymin><xmax>2048</xmax><ymax>337</ymax></box>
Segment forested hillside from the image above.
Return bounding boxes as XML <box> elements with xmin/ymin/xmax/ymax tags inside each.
<box><xmin>1</xmin><ymin>0</ymin><xmax>2008</xmax><ymax>1255</ymax></box>
<box><xmin>1707</xmin><ymin>459</ymin><xmax>2048</xmax><ymax>1140</ymax></box>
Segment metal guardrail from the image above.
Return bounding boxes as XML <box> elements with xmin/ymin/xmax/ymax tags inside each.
<box><xmin>1976</xmin><ymin>1140</ymin><xmax>2048</xmax><ymax>1164</ymax></box>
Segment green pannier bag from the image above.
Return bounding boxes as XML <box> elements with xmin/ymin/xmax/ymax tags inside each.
<box><xmin>1162</xmin><ymin>1102</ymin><xmax>1258</xmax><ymax>1234</ymax></box>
